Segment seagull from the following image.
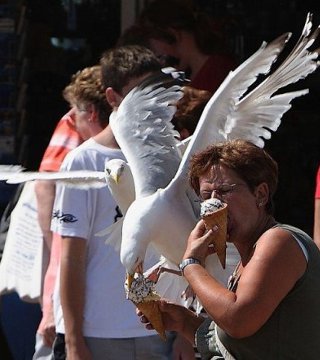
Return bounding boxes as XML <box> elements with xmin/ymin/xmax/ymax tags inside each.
<box><xmin>102</xmin><ymin>158</ymin><xmax>181</xmax><ymax>302</ymax></box>
<box><xmin>102</xmin><ymin>158</ymin><xmax>193</xmax><ymax>305</ymax></box>
<box><xmin>1</xmin><ymin>14</ymin><xmax>319</xmax><ymax>306</ymax></box>
<box><xmin>109</xmin><ymin>13</ymin><xmax>320</xmax><ymax>294</ymax></box>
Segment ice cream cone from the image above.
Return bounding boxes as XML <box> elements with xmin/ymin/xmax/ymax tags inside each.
<box><xmin>202</xmin><ymin>203</ymin><xmax>228</xmax><ymax>269</ymax></box>
<box><xmin>135</xmin><ymin>300</ymin><xmax>166</xmax><ymax>340</ymax></box>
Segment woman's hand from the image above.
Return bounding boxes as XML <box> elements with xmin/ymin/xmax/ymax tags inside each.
<box><xmin>137</xmin><ymin>301</ymin><xmax>204</xmax><ymax>343</ymax></box>
<box><xmin>41</xmin><ymin>317</ymin><xmax>56</xmax><ymax>347</ymax></box>
<box><xmin>138</xmin><ymin>301</ymin><xmax>188</xmax><ymax>333</ymax></box>
<box><xmin>39</xmin><ymin>302</ymin><xmax>56</xmax><ymax>347</ymax></box>
<box><xmin>183</xmin><ymin>219</ymin><xmax>218</xmax><ymax>265</ymax></box>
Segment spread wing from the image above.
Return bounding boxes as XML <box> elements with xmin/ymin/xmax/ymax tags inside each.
<box><xmin>227</xmin><ymin>13</ymin><xmax>320</xmax><ymax>146</ymax></box>
<box><xmin>1</xmin><ymin>170</ymin><xmax>106</xmax><ymax>188</ymax></box>
<box><xmin>171</xmin><ymin>12</ymin><xmax>319</xmax><ymax>186</ymax></box>
<box><xmin>0</xmin><ymin>165</ymin><xmax>24</xmax><ymax>173</ymax></box>
<box><xmin>109</xmin><ymin>68</ymin><xmax>185</xmax><ymax>198</ymax></box>
<box><xmin>0</xmin><ymin>165</ymin><xmax>25</xmax><ymax>181</ymax></box>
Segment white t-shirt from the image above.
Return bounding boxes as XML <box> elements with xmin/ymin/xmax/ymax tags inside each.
<box><xmin>52</xmin><ymin>138</ymin><xmax>157</xmax><ymax>338</ymax></box>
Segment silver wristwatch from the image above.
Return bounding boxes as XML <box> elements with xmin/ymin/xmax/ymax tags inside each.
<box><xmin>179</xmin><ymin>257</ymin><xmax>201</xmax><ymax>275</ymax></box>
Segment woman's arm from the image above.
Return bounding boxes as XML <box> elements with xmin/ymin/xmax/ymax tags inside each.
<box><xmin>34</xmin><ymin>180</ymin><xmax>56</xmax><ymax>249</ymax></box>
<box><xmin>183</xmin><ymin>223</ymin><xmax>307</xmax><ymax>338</ymax></box>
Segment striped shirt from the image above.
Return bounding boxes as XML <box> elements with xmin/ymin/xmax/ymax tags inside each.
<box><xmin>39</xmin><ymin>113</ymin><xmax>82</xmax><ymax>172</ymax></box>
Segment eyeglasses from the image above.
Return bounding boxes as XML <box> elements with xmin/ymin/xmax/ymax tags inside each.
<box><xmin>201</xmin><ymin>183</ymin><xmax>247</xmax><ymax>200</ymax></box>
<box><xmin>75</xmin><ymin>107</ymin><xmax>90</xmax><ymax>113</ymax></box>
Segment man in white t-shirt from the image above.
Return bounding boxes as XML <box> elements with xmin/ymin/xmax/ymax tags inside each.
<box><xmin>51</xmin><ymin>47</ymin><xmax>174</xmax><ymax>359</ymax></box>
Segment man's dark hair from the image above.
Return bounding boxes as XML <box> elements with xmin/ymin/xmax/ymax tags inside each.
<box><xmin>100</xmin><ymin>45</ymin><xmax>161</xmax><ymax>93</ymax></box>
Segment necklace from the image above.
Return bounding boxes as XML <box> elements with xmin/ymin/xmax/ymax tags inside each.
<box><xmin>227</xmin><ymin>262</ymin><xmax>242</xmax><ymax>291</ymax></box>
<box><xmin>228</xmin><ymin>217</ymin><xmax>277</xmax><ymax>291</ymax></box>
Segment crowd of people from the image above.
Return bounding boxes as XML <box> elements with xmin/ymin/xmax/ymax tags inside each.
<box><xmin>0</xmin><ymin>1</ymin><xmax>319</xmax><ymax>360</ymax></box>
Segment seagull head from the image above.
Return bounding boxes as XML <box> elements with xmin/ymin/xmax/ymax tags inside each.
<box><xmin>104</xmin><ymin>158</ymin><xmax>126</xmax><ymax>184</ymax></box>
<box><xmin>104</xmin><ymin>159</ymin><xmax>135</xmax><ymax>216</ymax></box>
<box><xmin>126</xmin><ymin>261</ymin><xmax>144</xmax><ymax>290</ymax></box>
<box><xmin>121</xmin><ymin>239</ymin><xmax>144</xmax><ymax>289</ymax></box>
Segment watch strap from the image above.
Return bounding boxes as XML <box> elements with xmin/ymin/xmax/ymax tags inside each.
<box><xmin>179</xmin><ymin>257</ymin><xmax>201</xmax><ymax>274</ymax></box>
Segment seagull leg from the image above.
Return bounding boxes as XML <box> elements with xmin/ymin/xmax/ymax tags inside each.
<box><xmin>136</xmin><ymin>262</ymin><xmax>144</xmax><ymax>274</ymax></box>
<box><xmin>146</xmin><ymin>265</ymin><xmax>182</xmax><ymax>283</ymax></box>
<box><xmin>181</xmin><ymin>285</ymin><xmax>195</xmax><ymax>302</ymax></box>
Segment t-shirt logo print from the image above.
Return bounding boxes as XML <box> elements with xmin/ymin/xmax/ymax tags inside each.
<box><xmin>53</xmin><ymin>210</ymin><xmax>78</xmax><ymax>223</ymax></box>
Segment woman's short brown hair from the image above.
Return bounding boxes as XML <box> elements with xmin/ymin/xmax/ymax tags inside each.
<box><xmin>189</xmin><ymin>139</ymin><xmax>278</xmax><ymax>214</ymax></box>
<box><xmin>172</xmin><ymin>86</ymin><xmax>211</xmax><ymax>136</ymax></box>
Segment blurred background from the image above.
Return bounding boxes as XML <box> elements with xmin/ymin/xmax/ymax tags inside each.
<box><xmin>0</xmin><ymin>0</ymin><xmax>319</xmax><ymax>235</ymax></box>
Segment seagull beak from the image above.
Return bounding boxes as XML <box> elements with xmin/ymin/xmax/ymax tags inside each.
<box><xmin>126</xmin><ymin>263</ymin><xmax>143</xmax><ymax>289</ymax></box>
<box><xmin>111</xmin><ymin>173</ymin><xmax>119</xmax><ymax>184</ymax></box>
<box><xmin>126</xmin><ymin>273</ymin><xmax>134</xmax><ymax>289</ymax></box>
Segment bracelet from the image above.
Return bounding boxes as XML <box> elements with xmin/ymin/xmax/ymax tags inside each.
<box><xmin>179</xmin><ymin>257</ymin><xmax>201</xmax><ymax>275</ymax></box>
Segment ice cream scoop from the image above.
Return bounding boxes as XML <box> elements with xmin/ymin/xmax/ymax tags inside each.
<box><xmin>125</xmin><ymin>273</ymin><xmax>166</xmax><ymax>340</ymax></box>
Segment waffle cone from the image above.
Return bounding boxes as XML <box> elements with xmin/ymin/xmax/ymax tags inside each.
<box><xmin>135</xmin><ymin>300</ymin><xmax>166</xmax><ymax>340</ymax></box>
<box><xmin>202</xmin><ymin>204</ymin><xmax>228</xmax><ymax>269</ymax></box>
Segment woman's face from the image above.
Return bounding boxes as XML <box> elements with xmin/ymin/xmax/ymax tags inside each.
<box><xmin>149</xmin><ymin>38</ymin><xmax>185</xmax><ymax>70</ymax></box>
<box><xmin>149</xmin><ymin>38</ymin><xmax>178</xmax><ymax>57</ymax></box>
<box><xmin>198</xmin><ymin>164</ymin><xmax>263</xmax><ymax>245</ymax></box>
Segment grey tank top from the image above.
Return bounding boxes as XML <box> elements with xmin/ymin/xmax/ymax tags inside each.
<box><xmin>217</xmin><ymin>224</ymin><xmax>320</xmax><ymax>360</ymax></box>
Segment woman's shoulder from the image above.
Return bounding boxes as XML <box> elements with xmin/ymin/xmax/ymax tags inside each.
<box><xmin>254</xmin><ymin>224</ymin><xmax>309</xmax><ymax>262</ymax></box>
<box><xmin>272</xmin><ymin>223</ymin><xmax>313</xmax><ymax>244</ymax></box>
<box><xmin>255</xmin><ymin>223</ymin><xmax>316</xmax><ymax>266</ymax></box>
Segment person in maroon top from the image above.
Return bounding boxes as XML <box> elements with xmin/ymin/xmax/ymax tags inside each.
<box><xmin>314</xmin><ymin>165</ymin><xmax>320</xmax><ymax>248</ymax></box>
<box><xmin>137</xmin><ymin>0</ymin><xmax>235</xmax><ymax>93</ymax></box>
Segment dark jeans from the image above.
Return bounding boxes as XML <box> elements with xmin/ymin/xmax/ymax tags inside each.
<box><xmin>53</xmin><ymin>333</ymin><xmax>66</xmax><ymax>360</ymax></box>
<box><xmin>1</xmin><ymin>292</ymin><xmax>41</xmax><ymax>360</ymax></box>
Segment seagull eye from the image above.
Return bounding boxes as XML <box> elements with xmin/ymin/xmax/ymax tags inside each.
<box><xmin>106</xmin><ymin>168</ymin><xmax>111</xmax><ymax>175</ymax></box>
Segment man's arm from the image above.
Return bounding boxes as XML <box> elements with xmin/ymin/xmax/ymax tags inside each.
<box><xmin>60</xmin><ymin>235</ymin><xmax>92</xmax><ymax>360</ymax></box>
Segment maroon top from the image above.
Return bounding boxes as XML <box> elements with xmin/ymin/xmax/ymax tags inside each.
<box><xmin>191</xmin><ymin>54</ymin><xmax>235</xmax><ymax>93</ymax></box>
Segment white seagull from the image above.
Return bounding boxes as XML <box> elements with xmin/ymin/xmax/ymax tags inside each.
<box><xmin>0</xmin><ymin>14</ymin><xmax>319</xmax><ymax>305</ymax></box>
<box><xmin>109</xmin><ymin>13</ymin><xmax>320</xmax><ymax>294</ymax></box>
<box><xmin>103</xmin><ymin>157</ymin><xmax>192</xmax><ymax>305</ymax></box>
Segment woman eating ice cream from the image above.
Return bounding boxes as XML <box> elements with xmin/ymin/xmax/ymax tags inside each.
<box><xmin>138</xmin><ymin>139</ymin><xmax>320</xmax><ymax>359</ymax></box>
